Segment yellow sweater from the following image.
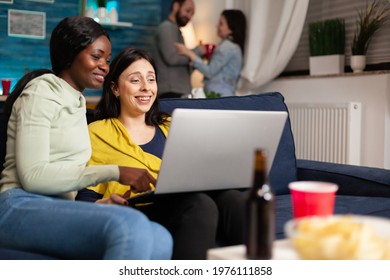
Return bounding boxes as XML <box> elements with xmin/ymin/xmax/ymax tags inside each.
<box><xmin>87</xmin><ymin>118</ymin><xmax>170</xmax><ymax>198</ymax></box>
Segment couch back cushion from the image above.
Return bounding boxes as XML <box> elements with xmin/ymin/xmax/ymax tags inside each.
<box><xmin>159</xmin><ymin>92</ymin><xmax>297</xmax><ymax>195</ymax></box>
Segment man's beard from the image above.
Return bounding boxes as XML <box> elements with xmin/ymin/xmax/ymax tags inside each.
<box><xmin>175</xmin><ymin>11</ymin><xmax>189</xmax><ymax>27</ymax></box>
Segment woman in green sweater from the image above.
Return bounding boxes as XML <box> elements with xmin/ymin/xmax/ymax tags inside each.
<box><xmin>0</xmin><ymin>16</ymin><xmax>172</xmax><ymax>260</ymax></box>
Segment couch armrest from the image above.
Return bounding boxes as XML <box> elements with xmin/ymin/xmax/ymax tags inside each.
<box><xmin>297</xmin><ymin>159</ymin><xmax>390</xmax><ymax>197</ymax></box>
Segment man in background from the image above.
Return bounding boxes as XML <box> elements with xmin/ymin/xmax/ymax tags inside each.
<box><xmin>153</xmin><ymin>0</ymin><xmax>196</xmax><ymax>98</ymax></box>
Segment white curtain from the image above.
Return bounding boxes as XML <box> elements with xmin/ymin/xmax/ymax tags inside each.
<box><xmin>227</xmin><ymin>0</ymin><xmax>309</xmax><ymax>94</ymax></box>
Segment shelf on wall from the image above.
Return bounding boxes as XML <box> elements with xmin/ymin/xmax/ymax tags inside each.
<box><xmin>99</xmin><ymin>21</ymin><xmax>133</xmax><ymax>29</ymax></box>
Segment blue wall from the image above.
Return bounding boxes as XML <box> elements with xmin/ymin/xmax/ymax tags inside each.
<box><xmin>0</xmin><ymin>0</ymin><xmax>166</xmax><ymax>95</ymax></box>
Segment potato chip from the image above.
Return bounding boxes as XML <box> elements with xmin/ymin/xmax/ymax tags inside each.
<box><xmin>289</xmin><ymin>215</ymin><xmax>390</xmax><ymax>260</ymax></box>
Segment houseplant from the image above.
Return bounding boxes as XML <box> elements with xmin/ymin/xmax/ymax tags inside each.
<box><xmin>351</xmin><ymin>0</ymin><xmax>390</xmax><ymax>73</ymax></box>
<box><xmin>308</xmin><ymin>18</ymin><xmax>345</xmax><ymax>75</ymax></box>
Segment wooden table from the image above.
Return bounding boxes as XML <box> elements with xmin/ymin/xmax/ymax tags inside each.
<box><xmin>207</xmin><ymin>239</ymin><xmax>299</xmax><ymax>260</ymax></box>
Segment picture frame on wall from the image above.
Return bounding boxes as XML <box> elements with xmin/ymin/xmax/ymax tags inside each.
<box><xmin>0</xmin><ymin>0</ymin><xmax>13</xmax><ymax>4</ymax></box>
<box><xmin>8</xmin><ymin>9</ymin><xmax>46</xmax><ymax>39</ymax></box>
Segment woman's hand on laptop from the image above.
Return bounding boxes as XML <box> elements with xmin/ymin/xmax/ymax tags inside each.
<box><xmin>96</xmin><ymin>190</ymin><xmax>131</xmax><ymax>205</ymax></box>
<box><xmin>118</xmin><ymin>166</ymin><xmax>156</xmax><ymax>193</ymax></box>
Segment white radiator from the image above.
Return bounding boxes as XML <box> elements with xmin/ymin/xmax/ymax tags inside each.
<box><xmin>287</xmin><ymin>102</ymin><xmax>362</xmax><ymax>165</ymax></box>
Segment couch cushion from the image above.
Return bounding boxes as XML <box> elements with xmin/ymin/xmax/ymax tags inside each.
<box><xmin>0</xmin><ymin>248</ymin><xmax>57</xmax><ymax>260</ymax></box>
<box><xmin>159</xmin><ymin>92</ymin><xmax>297</xmax><ymax>195</ymax></box>
<box><xmin>297</xmin><ymin>159</ymin><xmax>390</xmax><ymax>197</ymax></box>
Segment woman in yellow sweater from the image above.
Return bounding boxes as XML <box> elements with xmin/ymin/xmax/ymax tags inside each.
<box><xmin>77</xmin><ymin>48</ymin><xmax>245</xmax><ymax>259</ymax></box>
<box><xmin>76</xmin><ymin>48</ymin><xmax>218</xmax><ymax>259</ymax></box>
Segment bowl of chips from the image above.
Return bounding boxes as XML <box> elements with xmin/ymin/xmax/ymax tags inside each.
<box><xmin>284</xmin><ymin>215</ymin><xmax>390</xmax><ymax>259</ymax></box>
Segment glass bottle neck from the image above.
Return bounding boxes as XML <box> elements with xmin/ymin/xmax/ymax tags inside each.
<box><xmin>252</xmin><ymin>170</ymin><xmax>268</xmax><ymax>189</ymax></box>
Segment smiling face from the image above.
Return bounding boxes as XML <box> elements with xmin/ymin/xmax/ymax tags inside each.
<box><xmin>61</xmin><ymin>35</ymin><xmax>111</xmax><ymax>92</ymax></box>
<box><xmin>112</xmin><ymin>58</ymin><xmax>157</xmax><ymax>118</ymax></box>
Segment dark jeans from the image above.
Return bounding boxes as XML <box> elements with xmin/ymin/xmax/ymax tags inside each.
<box><xmin>136</xmin><ymin>189</ymin><xmax>246</xmax><ymax>260</ymax></box>
<box><xmin>207</xmin><ymin>189</ymin><xmax>246</xmax><ymax>246</ymax></box>
<box><xmin>136</xmin><ymin>192</ymin><xmax>217</xmax><ymax>260</ymax></box>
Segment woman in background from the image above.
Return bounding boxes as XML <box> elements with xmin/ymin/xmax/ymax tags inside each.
<box><xmin>176</xmin><ymin>9</ymin><xmax>247</xmax><ymax>97</ymax></box>
<box><xmin>0</xmin><ymin>16</ymin><xmax>172</xmax><ymax>260</ymax></box>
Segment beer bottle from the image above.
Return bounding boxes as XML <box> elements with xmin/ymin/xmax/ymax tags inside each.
<box><xmin>245</xmin><ymin>149</ymin><xmax>275</xmax><ymax>259</ymax></box>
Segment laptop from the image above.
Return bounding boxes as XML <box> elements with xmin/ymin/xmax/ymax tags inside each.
<box><xmin>128</xmin><ymin>108</ymin><xmax>287</xmax><ymax>204</ymax></box>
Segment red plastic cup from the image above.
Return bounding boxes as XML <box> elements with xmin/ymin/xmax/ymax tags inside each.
<box><xmin>204</xmin><ymin>43</ymin><xmax>216</xmax><ymax>60</ymax></box>
<box><xmin>289</xmin><ymin>181</ymin><xmax>338</xmax><ymax>219</ymax></box>
<box><xmin>1</xmin><ymin>79</ymin><xmax>11</xmax><ymax>96</ymax></box>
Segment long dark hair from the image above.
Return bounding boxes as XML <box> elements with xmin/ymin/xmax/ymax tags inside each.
<box><xmin>95</xmin><ymin>47</ymin><xmax>170</xmax><ymax>126</ymax></box>
<box><xmin>222</xmin><ymin>9</ymin><xmax>247</xmax><ymax>55</ymax></box>
<box><xmin>4</xmin><ymin>16</ymin><xmax>110</xmax><ymax>123</ymax></box>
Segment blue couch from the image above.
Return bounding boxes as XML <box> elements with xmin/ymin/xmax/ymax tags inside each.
<box><xmin>1</xmin><ymin>91</ymin><xmax>390</xmax><ymax>259</ymax></box>
<box><xmin>158</xmin><ymin>93</ymin><xmax>390</xmax><ymax>234</ymax></box>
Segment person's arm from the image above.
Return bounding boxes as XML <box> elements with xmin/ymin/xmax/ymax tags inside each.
<box><xmin>193</xmin><ymin>42</ymin><xmax>236</xmax><ymax>78</ymax></box>
<box><xmin>13</xmin><ymin>80</ymin><xmax>155</xmax><ymax>197</ymax></box>
<box><xmin>14</xmin><ymin>93</ymin><xmax>119</xmax><ymax>195</ymax></box>
<box><xmin>76</xmin><ymin>188</ymin><xmax>131</xmax><ymax>205</ymax></box>
<box><xmin>193</xmin><ymin>45</ymin><xmax>205</xmax><ymax>57</ymax></box>
<box><xmin>175</xmin><ymin>43</ymin><xmax>197</xmax><ymax>61</ymax></box>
